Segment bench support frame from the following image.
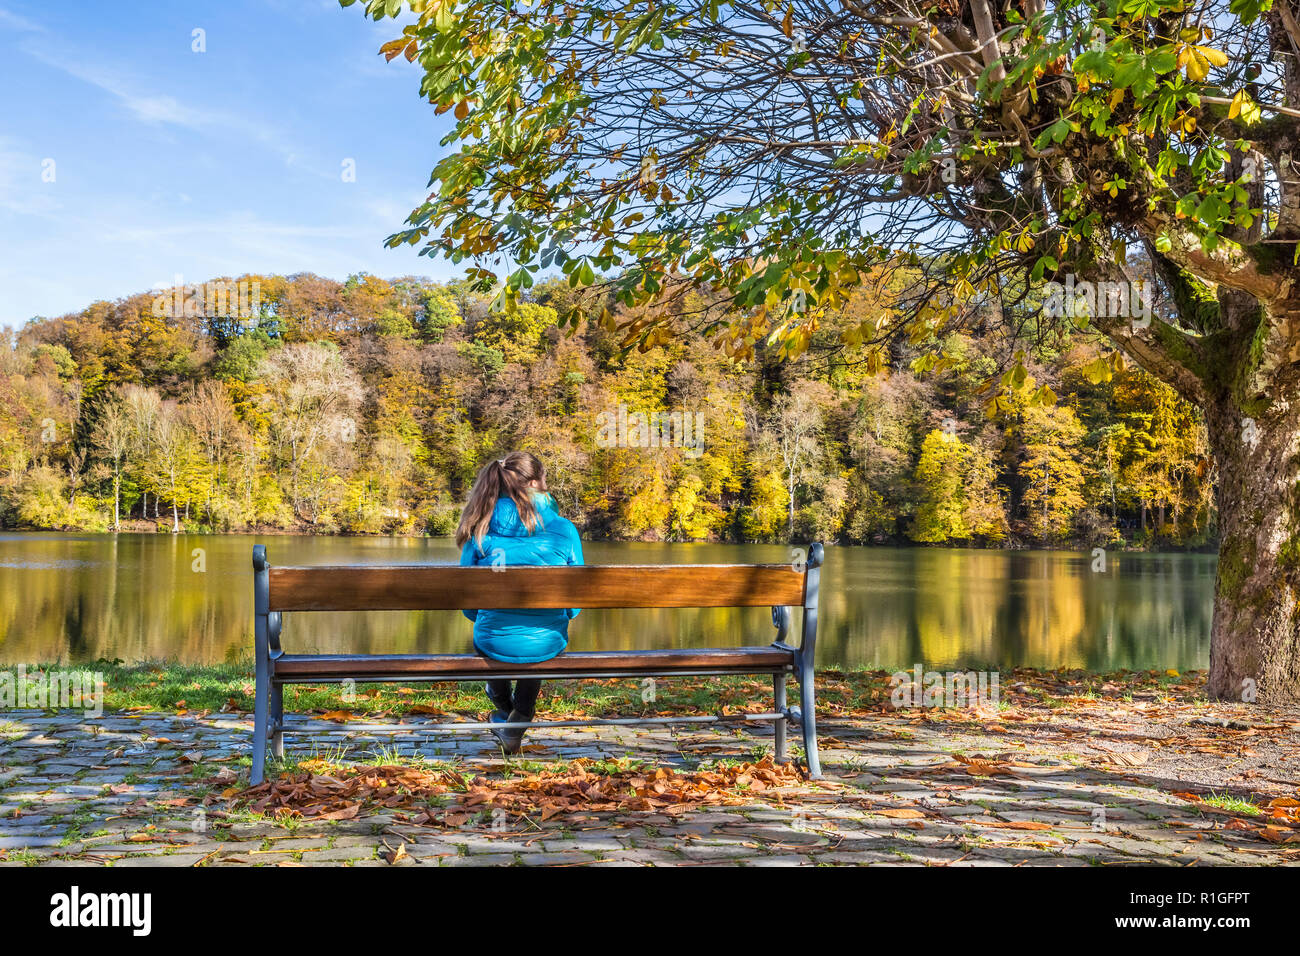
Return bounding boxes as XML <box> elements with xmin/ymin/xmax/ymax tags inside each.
<box><xmin>250</xmin><ymin>543</ymin><xmax>824</xmax><ymax>785</ymax></box>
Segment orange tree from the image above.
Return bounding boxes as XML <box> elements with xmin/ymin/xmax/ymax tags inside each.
<box><xmin>345</xmin><ymin>0</ymin><xmax>1300</xmax><ymax>704</ymax></box>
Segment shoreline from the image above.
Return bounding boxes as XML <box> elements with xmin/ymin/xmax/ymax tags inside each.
<box><xmin>0</xmin><ymin>526</ymin><xmax>1221</xmax><ymax>555</ymax></box>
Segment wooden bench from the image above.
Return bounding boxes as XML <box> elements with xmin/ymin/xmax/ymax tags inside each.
<box><xmin>250</xmin><ymin>543</ymin><xmax>824</xmax><ymax>784</ymax></box>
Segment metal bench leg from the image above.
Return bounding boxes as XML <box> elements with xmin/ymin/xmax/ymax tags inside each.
<box><xmin>797</xmin><ymin>546</ymin><xmax>823</xmax><ymax>779</ymax></box>
<box><xmin>270</xmin><ymin>682</ymin><xmax>284</xmax><ymax>759</ymax></box>
<box><xmin>251</xmin><ymin>653</ymin><xmax>270</xmax><ymax>786</ymax></box>
<box><xmin>251</xmin><ymin>545</ymin><xmax>271</xmax><ymax>786</ymax></box>
<box><xmin>773</xmin><ymin>674</ymin><xmax>788</xmax><ymax>765</ymax></box>
<box><xmin>798</xmin><ymin>661</ymin><xmax>822</xmax><ymax>779</ymax></box>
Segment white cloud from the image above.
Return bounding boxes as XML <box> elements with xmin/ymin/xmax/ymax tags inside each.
<box><xmin>20</xmin><ymin>44</ymin><xmax>331</xmax><ymax>176</ymax></box>
<box><xmin>0</xmin><ymin>6</ymin><xmax>43</xmax><ymax>33</ymax></box>
<box><xmin>24</xmin><ymin>49</ymin><xmax>207</xmax><ymax>130</ymax></box>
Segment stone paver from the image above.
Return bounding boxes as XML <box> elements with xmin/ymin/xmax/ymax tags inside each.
<box><xmin>0</xmin><ymin>706</ymin><xmax>1296</xmax><ymax>867</ymax></box>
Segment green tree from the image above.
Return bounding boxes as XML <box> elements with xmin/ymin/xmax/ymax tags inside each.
<box><xmin>767</xmin><ymin>383</ymin><xmax>827</xmax><ymax>538</ymax></box>
<box><xmin>1020</xmin><ymin>406</ymin><xmax>1088</xmax><ymax>542</ymax></box>
<box><xmin>255</xmin><ymin>342</ymin><xmax>364</xmax><ymax>517</ymax></box>
<box><xmin>90</xmin><ymin>391</ymin><xmax>131</xmax><ymax>530</ymax></box>
<box><xmin>912</xmin><ymin>430</ymin><xmax>974</xmax><ymax>543</ymax></box>
<box><xmin>346</xmin><ymin>0</ymin><xmax>1300</xmax><ymax>702</ymax></box>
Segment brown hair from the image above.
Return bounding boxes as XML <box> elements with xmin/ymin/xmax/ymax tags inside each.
<box><xmin>455</xmin><ymin>451</ymin><xmax>549</xmax><ymax>548</ymax></box>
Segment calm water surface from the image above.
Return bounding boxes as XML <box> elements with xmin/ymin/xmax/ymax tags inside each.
<box><xmin>0</xmin><ymin>534</ymin><xmax>1217</xmax><ymax>671</ymax></box>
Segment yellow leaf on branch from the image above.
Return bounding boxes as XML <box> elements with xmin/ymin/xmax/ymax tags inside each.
<box><xmin>1183</xmin><ymin>45</ymin><xmax>1228</xmax><ymax>83</ymax></box>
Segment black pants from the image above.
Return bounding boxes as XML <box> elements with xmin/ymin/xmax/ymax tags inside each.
<box><xmin>486</xmin><ymin>679</ymin><xmax>541</xmax><ymax>719</ymax></box>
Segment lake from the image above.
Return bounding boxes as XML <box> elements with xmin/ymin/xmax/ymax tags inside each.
<box><xmin>0</xmin><ymin>533</ymin><xmax>1217</xmax><ymax>672</ymax></box>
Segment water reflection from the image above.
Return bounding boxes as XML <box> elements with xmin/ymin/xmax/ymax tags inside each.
<box><xmin>0</xmin><ymin>535</ymin><xmax>1216</xmax><ymax>671</ymax></box>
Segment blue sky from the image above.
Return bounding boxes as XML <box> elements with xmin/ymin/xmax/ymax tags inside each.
<box><xmin>0</xmin><ymin>0</ymin><xmax>456</xmax><ymax>326</ymax></box>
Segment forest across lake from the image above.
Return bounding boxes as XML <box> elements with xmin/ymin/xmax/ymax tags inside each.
<box><xmin>2</xmin><ymin>273</ymin><xmax>1212</xmax><ymax>550</ymax></box>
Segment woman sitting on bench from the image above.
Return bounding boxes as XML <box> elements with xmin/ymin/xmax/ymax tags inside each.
<box><xmin>455</xmin><ymin>451</ymin><xmax>584</xmax><ymax>754</ymax></box>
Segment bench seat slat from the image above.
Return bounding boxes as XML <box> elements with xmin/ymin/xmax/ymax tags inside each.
<box><xmin>273</xmin><ymin>646</ymin><xmax>795</xmax><ymax>679</ymax></box>
<box><xmin>268</xmin><ymin>563</ymin><xmax>806</xmax><ymax>612</ymax></box>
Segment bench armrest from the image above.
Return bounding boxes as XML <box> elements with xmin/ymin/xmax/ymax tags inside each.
<box><xmin>771</xmin><ymin>542</ymin><xmax>822</xmax><ymax>661</ymax></box>
<box><xmin>268</xmin><ymin>612</ymin><xmax>283</xmax><ymax>656</ymax></box>
<box><xmin>800</xmin><ymin>542</ymin><xmax>823</xmax><ymax>663</ymax></box>
<box><xmin>253</xmin><ymin>545</ymin><xmax>278</xmax><ymax>658</ymax></box>
<box><xmin>771</xmin><ymin>605</ymin><xmax>791</xmax><ymax>644</ymax></box>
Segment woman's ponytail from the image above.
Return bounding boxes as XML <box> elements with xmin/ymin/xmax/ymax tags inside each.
<box><xmin>455</xmin><ymin>451</ymin><xmax>549</xmax><ymax>548</ymax></box>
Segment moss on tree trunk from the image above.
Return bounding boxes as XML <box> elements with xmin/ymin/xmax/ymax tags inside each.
<box><xmin>1204</xmin><ymin>371</ymin><xmax>1300</xmax><ymax>705</ymax></box>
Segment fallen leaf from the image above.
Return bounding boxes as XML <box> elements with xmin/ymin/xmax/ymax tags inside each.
<box><xmin>1259</xmin><ymin>826</ymin><xmax>1300</xmax><ymax>844</ymax></box>
<box><xmin>984</xmin><ymin>820</ymin><xmax>1054</xmax><ymax>830</ymax></box>
<box><xmin>1110</xmin><ymin>751</ymin><xmax>1149</xmax><ymax>767</ymax></box>
<box><xmin>314</xmin><ymin>804</ymin><xmax>361</xmax><ymax>821</ymax></box>
<box><xmin>384</xmin><ymin>842</ymin><xmax>407</xmax><ymax>864</ymax></box>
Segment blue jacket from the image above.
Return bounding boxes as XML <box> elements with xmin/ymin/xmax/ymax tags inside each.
<box><xmin>459</xmin><ymin>493</ymin><xmax>583</xmax><ymax>663</ymax></box>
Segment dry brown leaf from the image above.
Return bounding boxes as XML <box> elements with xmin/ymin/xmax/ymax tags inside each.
<box><xmin>1259</xmin><ymin>826</ymin><xmax>1300</xmax><ymax>844</ymax></box>
<box><xmin>1110</xmin><ymin>751</ymin><xmax>1150</xmax><ymax>767</ymax></box>
<box><xmin>314</xmin><ymin>804</ymin><xmax>361</xmax><ymax>821</ymax></box>
<box><xmin>229</xmin><ymin>755</ymin><xmax>808</xmax><ymax>827</ymax></box>
<box><xmin>984</xmin><ymin>820</ymin><xmax>1054</xmax><ymax>830</ymax></box>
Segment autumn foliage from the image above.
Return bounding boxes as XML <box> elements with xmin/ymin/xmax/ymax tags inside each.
<box><xmin>2</xmin><ymin>271</ymin><xmax>1212</xmax><ymax>547</ymax></box>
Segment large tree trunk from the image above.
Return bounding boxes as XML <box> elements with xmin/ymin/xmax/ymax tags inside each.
<box><xmin>1204</xmin><ymin>369</ymin><xmax>1300</xmax><ymax>705</ymax></box>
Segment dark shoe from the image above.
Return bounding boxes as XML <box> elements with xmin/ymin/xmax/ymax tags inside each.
<box><xmin>488</xmin><ymin>710</ymin><xmax>513</xmax><ymax>751</ymax></box>
<box><xmin>490</xmin><ymin>708</ymin><xmax>531</xmax><ymax>755</ymax></box>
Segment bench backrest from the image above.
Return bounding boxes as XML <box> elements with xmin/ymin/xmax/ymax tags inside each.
<box><xmin>252</xmin><ymin>543</ymin><xmax>824</xmax><ymax>656</ymax></box>
<box><xmin>260</xmin><ymin>560</ymin><xmax>811</xmax><ymax>612</ymax></box>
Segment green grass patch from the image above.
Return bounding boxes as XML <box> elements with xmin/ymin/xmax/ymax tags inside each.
<box><xmin>1199</xmin><ymin>792</ymin><xmax>1262</xmax><ymax>816</ymax></box>
<box><xmin>0</xmin><ymin>661</ymin><xmax>1210</xmax><ymax>721</ymax></box>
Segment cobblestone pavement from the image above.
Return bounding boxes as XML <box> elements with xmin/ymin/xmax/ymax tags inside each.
<box><xmin>0</xmin><ymin>708</ymin><xmax>1296</xmax><ymax>866</ymax></box>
